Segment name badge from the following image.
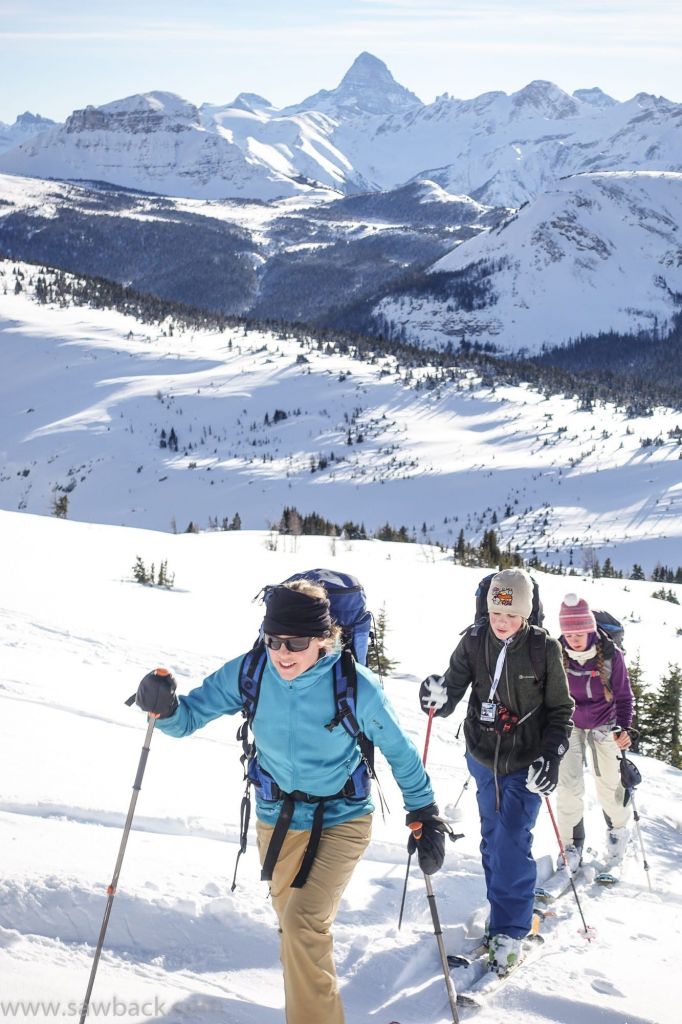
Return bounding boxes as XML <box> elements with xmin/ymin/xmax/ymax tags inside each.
<box><xmin>480</xmin><ymin>701</ymin><xmax>497</xmax><ymax>724</ymax></box>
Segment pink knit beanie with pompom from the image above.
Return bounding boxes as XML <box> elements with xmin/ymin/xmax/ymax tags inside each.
<box><xmin>559</xmin><ymin>593</ymin><xmax>597</xmax><ymax>634</ymax></box>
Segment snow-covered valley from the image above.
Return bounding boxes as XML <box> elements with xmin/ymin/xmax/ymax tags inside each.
<box><xmin>1</xmin><ymin>259</ymin><xmax>681</xmax><ymax>577</ymax></box>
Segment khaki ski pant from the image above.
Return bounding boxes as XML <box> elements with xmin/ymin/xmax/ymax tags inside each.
<box><xmin>256</xmin><ymin>814</ymin><xmax>372</xmax><ymax>1024</ymax></box>
<box><xmin>557</xmin><ymin>726</ymin><xmax>631</xmax><ymax>845</ymax></box>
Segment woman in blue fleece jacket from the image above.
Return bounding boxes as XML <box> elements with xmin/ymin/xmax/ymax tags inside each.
<box><xmin>135</xmin><ymin>579</ymin><xmax>445</xmax><ymax>1024</ymax></box>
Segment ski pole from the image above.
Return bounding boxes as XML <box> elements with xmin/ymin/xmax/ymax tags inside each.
<box><xmin>449</xmin><ymin>774</ymin><xmax>471</xmax><ymax>815</ymax></box>
<box><xmin>615</xmin><ymin>746</ymin><xmax>653</xmax><ymax>894</ymax></box>
<box><xmin>398</xmin><ymin>707</ymin><xmax>435</xmax><ymax>929</ymax></box>
<box><xmin>628</xmin><ymin>790</ymin><xmax>653</xmax><ymax>892</ymax></box>
<box><xmin>420</xmin><ymin>849</ymin><xmax>460</xmax><ymax>1023</ymax></box>
<box><xmin>545</xmin><ymin>797</ymin><xmax>592</xmax><ymax>941</ymax></box>
<box><xmin>78</xmin><ymin>710</ymin><xmax>157</xmax><ymax>1023</ymax></box>
<box><xmin>402</xmin><ymin>708</ymin><xmax>460</xmax><ymax>1022</ymax></box>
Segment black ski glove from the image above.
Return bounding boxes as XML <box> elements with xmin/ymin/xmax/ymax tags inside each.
<box><xmin>136</xmin><ymin>668</ymin><xmax>178</xmax><ymax>719</ymax></box>
<box><xmin>619</xmin><ymin>755</ymin><xmax>642</xmax><ymax>805</ymax></box>
<box><xmin>406</xmin><ymin>803</ymin><xmax>450</xmax><ymax>875</ymax></box>
<box><xmin>525</xmin><ymin>754</ymin><xmax>560</xmax><ymax>795</ymax></box>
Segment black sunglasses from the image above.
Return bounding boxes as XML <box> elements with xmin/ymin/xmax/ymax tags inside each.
<box><xmin>264</xmin><ymin>634</ymin><xmax>314</xmax><ymax>653</ymax></box>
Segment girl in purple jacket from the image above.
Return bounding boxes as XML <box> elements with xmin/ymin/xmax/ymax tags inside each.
<box><xmin>555</xmin><ymin>594</ymin><xmax>634</xmax><ymax>870</ymax></box>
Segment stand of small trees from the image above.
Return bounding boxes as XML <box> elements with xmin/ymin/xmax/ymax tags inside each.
<box><xmin>132</xmin><ymin>556</ymin><xmax>175</xmax><ymax>589</ymax></box>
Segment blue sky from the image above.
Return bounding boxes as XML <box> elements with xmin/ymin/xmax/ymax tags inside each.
<box><xmin>1</xmin><ymin>0</ymin><xmax>681</xmax><ymax>123</ymax></box>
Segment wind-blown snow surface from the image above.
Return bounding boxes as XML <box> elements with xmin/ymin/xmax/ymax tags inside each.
<box><xmin>375</xmin><ymin>171</ymin><xmax>682</xmax><ymax>354</ymax></box>
<box><xmin>0</xmin><ymin>512</ymin><xmax>680</xmax><ymax>1023</ymax></box>
<box><xmin>1</xmin><ymin>259</ymin><xmax>682</xmax><ymax>574</ymax></box>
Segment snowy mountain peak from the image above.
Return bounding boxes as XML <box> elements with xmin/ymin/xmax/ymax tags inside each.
<box><xmin>14</xmin><ymin>111</ymin><xmax>56</xmax><ymax>129</ymax></box>
<box><xmin>573</xmin><ymin>87</ymin><xmax>617</xmax><ymax>108</ymax></box>
<box><xmin>340</xmin><ymin>51</ymin><xmax>400</xmax><ymax>89</ymax></box>
<box><xmin>631</xmin><ymin>91</ymin><xmax>675</xmax><ymax>111</ymax></box>
<box><xmin>97</xmin><ymin>90</ymin><xmax>198</xmax><ymax>120</ymax></box>
<box><xmin>230</xmin><ymin>92</ymin><xmax>274</xmax><ymax>113</ymax></box>
<box><xmin>286</xmin><ymin>50</ymin><xmax>422</xmax><ymax>118</ymax></box>
<box><xmin>63</xmin><ymin>91</ymin><xmax>200</xmax><ymax>136</ymax></box>
<box><xmin>511</xmin><ymin>80</ymin><xmax>579</xmax><ymax>119</ymax></box>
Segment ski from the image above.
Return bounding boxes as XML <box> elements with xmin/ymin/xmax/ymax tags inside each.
<box><xmin>456</xmin><ymin>935</ymin><xmax>545</xmax><ymax>1009</ymax></box>
<box><xmin>447</xmin><ymin>941</ymin><xmax>488</xmax><ymax>969</ymax></box>
<box><xmin>534</xmin><ymin>864</ymin><xmax>583</xmax><ymax>902</ymax></box>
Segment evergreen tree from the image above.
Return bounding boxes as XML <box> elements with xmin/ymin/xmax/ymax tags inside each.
<box><xmin>366</xmin><ymin>604</ymin><xmax>398</xmax><ymax>676</ymax></box>
<box><xmin>626</xmin><ymin>653</ymin><xmax>648</xmax><ymax>754</ymax></box>
<box><xmin>654</xmin><ymin>664</ymin><xmax>682</xmax><ymax>769</ymax></box>
<box><xmin>52</xmin><ymin>493</ymin><xmax>68</xmax><ymax>519</ymax></box>
<box><xmin>479</xmin><ymin>529</ymin><xmax>500</xmax><ymax>567</ymax></box>
<box><xmin>630</xmin><ymin>564</ymin><xmax>646</xmax><ymax>580</ymax></box>
<box><xmin>132</xmin><ymin>556</ymin><xmax>148</xmax><ymax>585</ymax></box>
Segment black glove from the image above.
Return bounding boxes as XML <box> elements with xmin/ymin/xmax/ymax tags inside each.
<box><xmin>136</xmin><ymin>668</ymin><xmax>178</xmax><ymax>718</ymax></box>
<box><xmin>619</xmin><ymin>755</ymin><xmax>642</xmax><ymax>805</ymax></box>
<box><xmin>525</xmin><ymin>754</ymin><xmax>560</xmax><ymax>795</ymax></box>
<box><xmin>406</xmin><ymin>803</ymin><xmax>450</xmax><ymax>875</ymax></box>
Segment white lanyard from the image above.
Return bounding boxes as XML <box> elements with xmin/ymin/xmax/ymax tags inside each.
<box><xmin>488</xmin><ymin>638</ymin><xmax>513</xmax><ymax>701</ymax></box>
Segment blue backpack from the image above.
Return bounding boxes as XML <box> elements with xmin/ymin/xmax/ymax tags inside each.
<box><xmin>231</xmin><ymin>569</ymin><xmax>377</xmax><ymax>889</ymax></box>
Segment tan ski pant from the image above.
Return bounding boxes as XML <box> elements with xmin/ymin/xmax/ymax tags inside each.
<box><xmin>256</xmin><ymin>813</ymin><xmax>372</xmax><ymax>1024</ymax></box>
<box><xmin>557</xmin><ymin>726</ymin><xmax>631</xmax><ymax>845</ymax></box>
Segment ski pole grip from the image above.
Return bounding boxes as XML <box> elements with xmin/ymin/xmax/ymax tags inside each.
<box><xmin>409</xmin><ymin>820</ymin><xmax>423</xmax><ymax>841</ymax></box>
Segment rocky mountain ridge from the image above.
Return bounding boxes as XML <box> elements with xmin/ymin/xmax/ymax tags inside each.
<box><xmin>1</xmin><ymin>53</ymin><xmax>680</xmax><ymax>205</ymax></box>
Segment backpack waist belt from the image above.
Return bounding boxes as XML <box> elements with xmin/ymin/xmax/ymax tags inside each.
<box><xmin>259</xmin><ymin>791</ymin><xmax>340</xmax><ymax>888</ymax></box>
<box><xmin>257</xmin><ymin>762</ymin><xmax>371</xmax><ymax>887</ymax></box>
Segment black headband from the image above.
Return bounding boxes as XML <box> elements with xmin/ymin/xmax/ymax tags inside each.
<box><xmin>262</xmin><ymin>586</ymin><xmax>331</xmax><ymax>637</ymax></box>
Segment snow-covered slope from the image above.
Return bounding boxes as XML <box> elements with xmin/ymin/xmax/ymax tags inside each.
<box><xmin>0</xmin><ymin>171</ymin><xmax>493</xmax><ymax>322</ymax></box>
<box><xmin>0</xmin><ymin>92</ymin><xmax>334</xmax><ymax>201</ymax></box>
<box><xmin>373</xmin><ymin>171</ymin><xmax>682</xmax><ymax>354</ymax></box>
<box><xmin>1</xmin><ymin>259</ymin><xmax>681</xmax><ymax>575</ymax></box>
<box><xmin>0</xmin><ymin>57</ymin><xmax>680</xmax><ymax>205</ymax></box>
<box><xmin>343</xmin><ymin>82</ymin><xmax>682</xmax><ymax>206</ymax></box>
<box><xmin>0</xmin><ymin>512</ymin><xmax>680</xmax><ymax>1023</ymax></box>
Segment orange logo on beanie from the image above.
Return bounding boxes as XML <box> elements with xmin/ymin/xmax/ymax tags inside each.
<box><xmin>491</xmin><ymin>586</ymin><xmax>514</xmax><ymax>607</ymax></box>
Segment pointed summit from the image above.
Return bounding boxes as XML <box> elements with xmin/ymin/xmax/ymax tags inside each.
<box><xmin>340</xmin><ymin>52</ymin><xmax>396</xmax><ymax>88</ymax></box>
<box><xmin>285</xmin><ymin>52</ymin><xmax>422</xmax><ymax>119</ymax></box>
<box><xmin>510</xmin><ymin>80</ymin><xmax>579</xmax><ymax>119</ymax></box>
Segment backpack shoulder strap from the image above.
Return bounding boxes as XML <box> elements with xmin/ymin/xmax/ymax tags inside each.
<box><xmin>239</xmin><ymin>641</ymin><xmax>268</xmax><ymax>723</ymax></box>
<box><xmin>326</xmin><ymin>650</ymin><xmax>378</xmax><ymax>777</ymax></box>
<box><xmin>327</xmin><ymin>650</ymin><xmax>360</xmax><ymax>739</ymax></box>
<box><xmin>527</xmin><ymin>626</ymin><xmax>548</xmax><ymax>685</ymax></box>
<box><xmin>462</xmin><ymin>621</ymin><xmax>487</xmax><ymax>675</ymax></box>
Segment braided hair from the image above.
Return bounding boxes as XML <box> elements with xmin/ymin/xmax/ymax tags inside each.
<box><xmin>595</xmin><ymin>638</ymin><xmax>614</xmax><ymax>702</ymax></box>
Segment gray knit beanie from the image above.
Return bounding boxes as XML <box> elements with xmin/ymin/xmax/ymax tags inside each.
<box><xmin>487</xmin><ymin>568</ymin><xmax>533</xmax><ymax>618</ymax></box>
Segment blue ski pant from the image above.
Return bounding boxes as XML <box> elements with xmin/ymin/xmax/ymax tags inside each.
<box><xmin>466</xmin><ymin>752</ymin><xmax>541</xmax><ymax>939</ymax></box>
